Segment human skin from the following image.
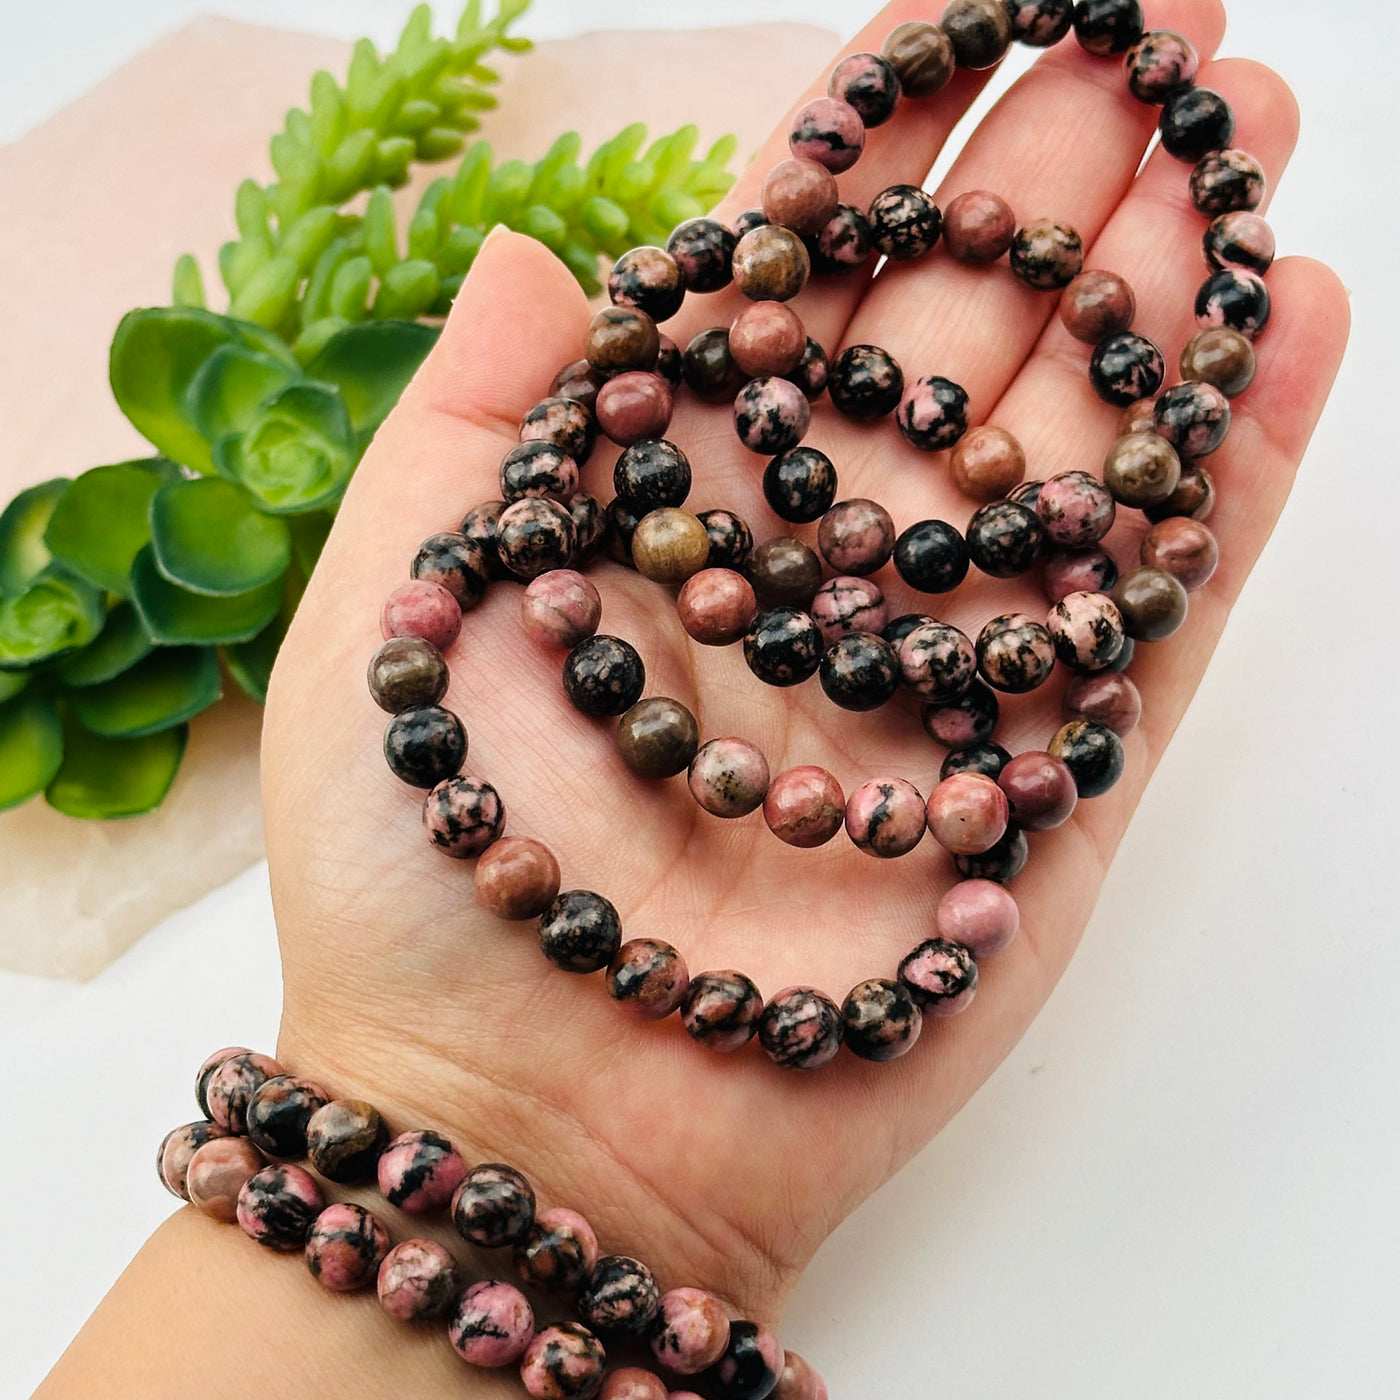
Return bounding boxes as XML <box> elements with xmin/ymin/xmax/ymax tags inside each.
<box><xmin>36</xmin><ymin>0</ymin><xmax>1348</xmax><ymax>1394</ymax></box>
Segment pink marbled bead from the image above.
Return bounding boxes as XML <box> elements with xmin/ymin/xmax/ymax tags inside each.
<box><xmin>520</xmin><ymin>1321</ymin><xmax>607</xmax><ymax>1399</ymax></box>
<box><xmin>763</xmin><ymin>766</ymin><xmax>845</xmax><ymax>848</ymax></box>
<box><xmin>451</xmin><ymin>1279</ymin><xmax>536</xmax><ymax>1368</ymax></box>
<box><xmin>677</xmin><ymin>568</ymin><xmax>757</xmax><ymax>647</ymax></box>
<box><xmin>650</xmin><ymin>1287</ymin><xmax>732</xmax><ymax>1375</ymax></box>
<box><xmin>600</xmin><ymin>1369</ymin><xmax>668</xmax><ymax>1400</ymax></box>
<box><xmin>1042</xmin><ymin>548</ymin><xmax>1119</xmax><ymax>605</ymax></box>
<box><xmin>377</xmin><ymin>1130</ymin><xmax>467</xmax><ymax>1213</ymax></box>
<box><xmin>381</xmin><ymin>578</ymin><xmax>462</xmax><ymax>652</ymax></box>
<box><xmin>305</xmin><ymin>1202</ymin><xmax>390</xmax><ymax>1292</ymax></box>
<box><xmin>935</xmin><ymin>878</ymin><xmax>1020</xmax><ymax>958</ymax></box>
<box><xmin>810</xmin><ymin>576</ymin><xmax>886</xmax><ymax>646</ymax></box>
<box><xmin>522</xmin><ymin>570</ymin><xmax>602</xmax><ymax>650</ymax></box>
<box><xmin>925</xmin><ymin>772</ymin><xmax>1009</xmax><ymax>855</ymax></box>
<box><xmin>185</xmin><ymin>1137</ymin><xmax>266</xmax><ymax>1222</ymax></box>
<box><xmin>158</xmin><ymin>1120</ymin><xmax>229</xmax><ymax>1201</ymax></box>
<box><xmin>789</xmin><ymin>95</ymin><xmax>866</xmax><ymax>173</ymax></box>
<box><xmin>205</xmin><ymin>1050</ymin><xmax>283</xmax><ymax>1133</ymax></box>
<box><xmin>1064</xmin><ymin>670</ymin><xmax>1142</xmax><ymax>736</ymax></box>
<box><xmin>195</xmin><ymin>1045</ymin><xmax>249</xmax><ymax>1117</ymax></box>
<box><xmin>773</xmin><ymin>1350</ymin><xmax>830</xmax><ymax>1400</ymax></box>
<box><xmin>514</xmin><ymin>1207</ymin><xmax>600</xmax><ymax>1293</ymax></box>
<box><xmin>688</xmin><ymin>738</ymin><xmax>770</xmax><ymax>818</ymax></box>
<box><xmin>596</xmin><ymin>371</ymin><xmax>673</xmax><ymax>447</ymax></box>
<box><xmin>729</xmin><ymin>301</ymin><xmax>806</xmax><ymax>378</ymax></box>
<box><xmin>606</xmin><ymin>939</ymin><xmax>690</xmax><ymax>1021</ymax></box>
<box><xmin>377</xmin><ymin>1238</ymin><xmax>462</xmax><ymax>1322</ymax></box>
<box><xmin>846</xmin><ymin>777</ymin><xmax>926</xmax><ymax>857</ymax></box>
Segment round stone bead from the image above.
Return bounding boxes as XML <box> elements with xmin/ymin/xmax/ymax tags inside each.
<box><xmin>551</xmin><ymin>359</ymin><xmax>606</xmax><ymax>412</ymax></box>
<box><xmin>998</xmin><ymin>750</ymin><xmax>1078</xmax><ymax>830</ymax></box>
<box><xmin>941</xmin><ymin>190</ymin><xmax>1016</xmax><ymax>262</ymax></box>
<box><xmin>1071</xmin><ymin>0</ymin><xmax>1143</xmax><ymax>55</ymax></box>
<box><xmin>1010</xmin><ymin>220</ymin><xmax>1083</xmax><ymax>290</ymax></box>
<box><xmin>898</xmin><ymin>939</ymin><xmax>979</xmax><ymax>1017</ymax></box>
<box><xmin>732</xmin><ymin>226</ymin><xmax>810</xmax><ymax>302</ymax></box>
<box><xmin>816</xmin><ymin>498</ymin><xmax>895</xmax><ymax>575</ymax></box>
<box><xmin>632</xmin><ymin>508</ymin><xmax>711</xmax><ymax>586</ymax></box>
<box><xmin>1204</xmin><ymin>211</ymin><xmax>1275</xmax><ymax>275</ymax></box>
<box><xmin>500</xmin><ymin>442</ymin><xmax>579</xmax><ymax>505</ymax></box>
<box><xmin>378</xmin><ymin>1239</ymin><xmax>461</xmax><ymax>1322</ymax></box>
<box><xmin>841</xmin><ymin>978</ymin><xmax>922</xmax><ymax>1061</ymax></box>
<box><xmin>1008</xmin><ymin>478</ymin><xmax>1045</xmax><ymax>508</ymax></box>
<box><xmin>948</xmin><ymin>426</ymin><xmax>1024</xmax><ymax>503</ymax></box>
<box><xmin>600</xmin><ymin>1370</ymin><xmax>667</xmax><ymax>1400</ymax></box>
<box><xmin>734</xmin><ymin>377</ymin><xmax>810</xmax><ymax>455</ymax></box>
<box><xmin>385</xmin><ymin>706</ymin><xmax>465</xmax><ymax>788</ymax></box>
<box><xmin>367</xmin><ymin>636</ymin><xmax>448</xmax><ymax>714</ymax></box>
<box><xmin>677</xmin><ymin>568</ymin><xmax>757</xmax><ymax>647</ymax></box>
<box><xmin>1144</xmin><ymin>464</ymin><xmax>1216</xmax><ymax>523</ymax></box>
<box><xmin>522</xmin><ymin>396</ymin><xmax>596</xmax><ymax>465</ymax></box>
<box><xmin>306</xmin><ymin>1099</ymin><xmax>389</xmax><ymax>1183</ymax></box>
<box><xmin>683</xmin><ymin>327</ymin><xmax>745</xmax><ymax>402</ymax></box>
<box><xmin>1089</xmin><ymin>332</ymin><xmax>1165</xmax><ymax>407</ymax></box>
<box><xmin>1064</xmin><ymin>670</ymin><xmax>1142</xmax><ymax>736</ymax></box>
<box><xmin>830</xmin><ymin>51</ymin><xmax>901</xmax><ymax>126</ymax></box>
<box><xmin>758</xmin><ymin>987</ymin><xmax>844</xmax><ymax>1071</ymax></box>
<box><xmin>381</xmin><ymin>578</ymin><xmax>461</xmax><ymax>653</ymax></box>
<box><xmin>788</xmin><ymin>337</ymin><xmax>829</xmax><ymax>400</ymax></box>
<box><xmin>563</xmin><ymin>635</ymin><xmax>645</xmax><ymax>718</ymax></box>
<box><xmin>607</xmin><ymin>938</ymin><xmax>690</xmax><ymax>1020</ymax></box>
<box><xmin>1042</xmin><ymin>547</ymin><xmax>1119</xmax><ymax>604</ymax></box>
<box><xmin>237</xmin><ymin>1164</ymin><xmax>324</xmax><ymax>1251</ymax></box>
<box><xmin>898</xmin><ymin>620</ymin><xmax>977</xmax><ymax>702</ymax></box>
<box><xmin>1049</xmin><ymin>718</ymin><xmax>1126</xmax><ymax>797</ymax></box>
<box><xmin>893</xmin><ymin>519</ymin><xmax>971</xmax><ymax>594</ymax></box>
<box><xmin>820</xmin><ymin>633</ymin><xmax>900</xmax><ymax>711</ymax></box>
<box><xmin>926</xmin><ymin>772</ymin><xmax>1009</xmax><ymax>854</ymax></box>
<box><xmin>1191</xmin><ymin>149</ymin><xmax>1266</xmax><ymax>217</ymax></box>
<box><xmin>1118</xmin><ymin>398</ymin><xmax>1158</xmax><ymax>437</ymax></box>
<box><xmin>747</xmin><ymin>538</ymin><xmax>820</xmax><ymax>609</ymax></box>
<box><xmin>579</xmin><ymin>1256</ymin><xmax>661</xmax><ymax>1335</ymax></box>
<box><xmin>811</xmin><ymin>577</ymin><xmax>886</xmax><ymax>646</ymax></box>
<box><xmin>688</xmin><ymin>737</ymin><xmax>771</xmax><ymax>817</ymax></box>
<box><xmin>1113</xmin><ymin>564</ymin><xmax>1189</xmax><ymax>641</ymax></box>
<box><xmin>596</xmin><ymin>372</ymin><xmax>674</xmax><ymax>447</ymax></box>
<box><xmin>475</xmin><ymin>837</ymin><xmax>562</xmax><ymax>922</ymax></box>
<box><xmin>1038</xmin><ymin>471</ymin><xmax>1116</xmax><ymax>548</ymax></box>
<box><xmin>953</xmin><ymin>825</ymin><xmax>1029</xmax><ymax>882</ymax></box>
<box><xmin>604</xmin><ymin>498</ymin><xmax>641</xmax><ymax>568</ymax></box>
<box><xmin>730</xmin><ymin>302</ymin><xmax>806</xmax><ymax>379</ymax></box>
<box><xmin>413</xmin><ymin>531</ymin><xmax>490</xmax><ymax>610</ymax></box>
<box><xmin>789</xmin><ymin>96</ymin><xmax>865</xmax><ymax>173</ymax></box>
<box><xmin>158</xmin><ymin>1121</ymin><xmax>228</xmax><ymax>1200</ymax></box>
<box><xmin>845</xmin><ymin>777</ymin><xmax>926</xmax><ymax>858</ymax></box>
<box><xmin>935</xmin><ymin>878</ymin><xmax>1019</xmax><ymax>956</ymax></box>
<box><xmin>450</xmin><ymin>1279</ymin><xmax>536</xmax><ymax>1367</ymax></box>
<box><xmin>376</xmin><ymin>1130</ymin><xmax>467</xmax><ymax>1214</ymax></box>
<box><xmin>205</xmin><ymin>1050</ymin><xmax>283</xmax><ymax>1133</ymax></box>
<box><xmin>1048</xmin><ymin>591</ymin><xmax>1126</xmax><ymax>671</ymax></box>
<box><xmin>1141</xmin><ymin>516</ymin><xmax>1218</xmax><ymax>590</ymax></box>
<box><xmin>808</xmin><ymin>204</ymin><xmax>875</xmax><ymax>276</ymax></box>
<box><xmin>1180</xmin><ymin>327</ymin><xmax>1256</xmax><ymax>398</ymax></box>
<box><xmin>828</xmin><ymin>344</ymin><xmax>904</xmax><ymax>420</ymax></box>
<box><xmin>681</xmin><ymin>971</ymin><xmax>764</xmax><ymax>1052</ymax></box>
<box><xmin>615</xmin><ymin>696</ymin><xmax>700</xmax><ymax>779</ymax></box>
<box><xmin>521</xmin><ymin>569</ymin><xmax>601</xmax><ymax>652</ymax></box>
<box><xmin>896</xmin><ymin>374</ymin><xmax>970</xmax><ymax>451</ymax></box>
<box><xmin>941</xmin><ymin>742</ymin><xmax>1011</xmax><ymax>779</ymax></box>
<box><xmin>656</xmin><ymin>334</ymin><xmax>682</xmax><ymax>387</ymax></box>
<box><xmin>967</xmin><ymin>500</ymin><xmax>1045</xmax><ymax>577</ymax></box>
<box><xmin>515</xmin><ymin>1208</ymin><xmax>600</xmax><ymax>1294</ymax></box>
<box><xmin>666</xmin><ymin>218</ymin><xmax>736</xmax><ymax>293</ymax></box>
<box><xmin>539</xmin><ymin>890</ymin><xmax>623</xmax><ymax>974</ymax></box>
<box><xmin>1103</xmin><ymin>433</ymin><xmax>1181</xmax><ymax>509</ymax></box>
<box><xmin>186</xmin><ymin>1137</ymin><xmax>266</xmax><ymax>1222</ymax></box>
<box><xmin>1005</xmin><ymin>0</ymin><xmax>1073</xmax><ymax>47</ymax></box>
<box><xmin>306</xmin><ymin>1198</ymin><xmax>392</xmax><ymax>1293</ymax></box>
<box><xmin>976</xmin><ymin>612</ymin><xmax>1056</xmax><ymax>693</ymax></box>
<box><xmin>585</xmin><ymin>306</ymin><xmax>659</xmax><ymax>374</ymax></box>
<box><xmin>196</xmin><ymin>1050</ymin><xmax>246</xmax><ymax>1117</ymax></box>
<box><xmin>700</xmin><ymin>510</ymin><xmax>755</xmax><ymax>572</ymax></box>
<box><xmin>764</xmin><ymin>447</ymin><xmax>837</xmax><ymax>524</ymax></box>
<box><xmin>762</xmin><ymin>158</ymin><xmax>840</xmax><ymax>237</ymax></box>
<box><xmin>884</xmin><ymin>612</ymin><xmax>935</xmax><ymax>648</ymax></box>
<box><xmin>1125</xmin><ymin>28</ymin><xmax>1197</xmax><ymax>102</ymax></box>
<box><xmin>609</xmin><ymin>246</ymin><xmax>685</xmax><ymax>323</ymax></box>
<box><xmin>1196</xmin><ymin>269</ymin><xmax>1271</xmax><ymax>341</ymax></box>
<box><xmin>452</xmin><ymin>1163</ymin><xmax>536</xmax><ymax>1248</ymax></box>
<box><xmin>1061</xmin><ymin>272</ymin><xmax>1136</xmax><ymax>348</ymax></box>
<box><xmin>423</xmin><ymin>774</ymin><xmax>504</xmax><ymax>858</ymax></box>
<box><xmin>743</xmin><ymin>607</ymin><xmax>822</xmax><ymax>687</ymax></box>
<box><xmin>651</xmin><ymin>1287</ymin><xmax>732</xmax><ymax>1375</ymax></box>
<box><xmin>943</xmin><ymin>0</ymin><xmax>1013</xmax><ymax>68</ymax></box>
<box><xmin>867</xmin><ymin>185</ymin><xmax>942</xmax><ymax>260</ymax></box>
<box><xmin>497</xmin><ymin>497</ymin><xmax>578</xmax><ymax>580</ymax></box>
<box><xmin>521</xmin><ymin>1322</ymin><xmax>607</xmax><ymax>1400</ymax></box>
<box><xmin>734</xmin><ymin>208</ymin><xmax>769</xmax><ymax>237</ymax></box>
<box><xmin>1160</xmin><ymin>87</ymin><xmax>1234</xmax><ymax>162</ymax></box>
<box><xmin>705</xmin><ymin>1321</ymin><xmax>785</xmax><ymax>1400</ymax></box>
<box><xmin>246</xmin><ymin>1075</ymin><xmax>328</xmax><ymax>1160</ymax></box>
<box><xmin>461</xmin><ymin>499</ymin><xmax>508</xmax><ymax>575</ymax></box>
<box><xmin>882</xmin><ymin>20</ymin><xmax>955</xmax><ymax>97</ymax></box>
<box><xmin>921</xmin><ymin>678</ymin><xmax>1000</xmax><ymax>748</ymax></box>
<box><xmin>763</xmin><ymin>766</ymin><xmax>846</xmax><ymax>846</ymax></box>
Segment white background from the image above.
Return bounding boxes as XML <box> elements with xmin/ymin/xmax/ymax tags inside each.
<box><xmin>3</xmin><ymin>1</ymin><xmax>1398</xmax><ymax>1396</ymax></box>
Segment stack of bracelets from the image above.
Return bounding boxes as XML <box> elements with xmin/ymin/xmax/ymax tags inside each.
<box><xmin>161</xmin><ymin>2</ymin><xmax>1274</xmax><ymax>1396</ymax></box>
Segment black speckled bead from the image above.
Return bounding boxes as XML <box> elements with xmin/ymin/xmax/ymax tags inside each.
<box><xmin>828</xmin><ymin>344</ymin><xmax>904</xmax><ymax>420</ymax></box>
<box><xmin>764</xmin><ymin>446</ymin><xmax>838</xmax><ymax>523</ymax></box>
<box><xmin>1007</xmin><ymin>478</ymin><xmax>1044</xmax><ymax>509</ymax></box>
<box><xmin>896</xmin><ymin>375</ymin><xmax>970</xmax><ymax>452</ymax></box>
<box><xmin>830</xmin><ymin>51</ymin><xmax>902</xmax><ymax>126</ymax></box>
<box><xmin>883</xmin><ymin>612</ymin><xmax>936</xmax><ymax>648</ymax></box>
<box><xmin>1190</xmin><ymin>149</ymin><xmax>1266</xmax><ymax>216</ymax></box>
<box><xmin>666</xmin><ymin>218</ymin><xmax>736</xmax><ymax>293</ymax></box>
<box><xmin>820</xmin><ymin>632</ymin><xmax>900</xmax><ymax>711</ymax></box>
<box><xmin>841</xmin><ymin>978</ymin><xmax>922</xmax><ymax>1062</ymax></box>
<box><xmin>306</xmin><ymin>1099</ymin><xmax>390</xmax><ymax>1184</ymax></box>
<box><xmin>236</xmin><ymin>1164</ymin><xmax>324</xmax><ymax>1251</ymax></box>
<box><xmin>894</xmin><ymin>519</ymin><xmax>971</xmax><ymax>594</ymax></box>
<box><xmin>613</xmin><ymin>439</ymin><xmax>691</xmax><ymax>511</ymax></box>
<box><xmin>460</xmin><ymin>499</ymin><xmax>509</xmax><ymax>580</ymax></box>
<box><xmin>1010</xmin><ymin>220</ymin><xmax>1084</xmax><ymax>290</ymax></box>
<box><xmin>898</xmin><ymin>939</ymin><xmax>979</xmax><ymax>1013</ymax></box>
<box><xmin>1049</xmin><ymin>591</ymin><xmax>1127</xmax><ymax>670</ymax></box>
<box><xmin>1089</xmin><ymin>332</ymin><xmax>1165</xmax><ymax>408</ymax></box>
<box><xmin>384</xmin><ymin>706</ymin><xmax>465</xmax><ymax>788</ymax></box>
<box><xmin>977</xmin><ymin>613</ymin><xmax>1056</xmax><ymax>694</ymax></box>
<box><xmin>521</xmin><ymin>396</ymin><xmax>596</xmax><ymax>465</ymax></box>
<box><xmin>411</xmin><ymin>531</ymin><xmax>489</xmax><ymax>613</ymax></box>
<box><xmin>568</xmin><ymin>492</ymin><xmax>608</xmax><ymax>563</ymax></box>
<box><xmin>682</xmin><ymin>327</ymin><xmax>745</xmax><ymax>403</ymax></box>
<box><xmin>1006</xmin><ymin>0</ymin><xmax>1073</xmax><ymax>47</ymax></box>
<box><xmin>867</xmin><ymin>185</ymin><xmax>942</xmax><ymax>260</ymax></box>
<box><xmin>1204</xmin><ymin>211</ymin><xmax>1275</xmax><ymax>276</ymax></box>
<box><xmin>496</xmin><ymin>497</ymin><xmax>577</xmax><ymax>580</ymax></box>
<box><xmin>246</xmin><ymin>1076</ymin><xmax>328</xmax><ymax>1161</ymax></box>
<box><xmin>1160</xmin><ymin>87</ymin><xmax>1235</xmax><ymax>163</ymax></box>
<box><xmin>734</xmin><ymin>376</ymin><xmax>811</xmax><ymax>455</ymax></box>
<box><xmin>943</xmin><ymin>0</ymin><xmax>1013</xmax><ymax>69</ymax></box>
<box><xmin>758</xmin><ymin>987</ymin><xmax>844</xmax><ymax>1071</ymax></box>
<box><xmin>608</xmin><ymin>246</ymin><xmax>685</xmax><ymax>323</ymax></box>
<box><xmin>578</xmin><ymin>1255</ymin><xmax>661</xmax><ymax>1335</ymax></box>
<box><xmin>954</xmin><ymin>825</ymin><xmax>1029</xmax><ymax>881</ymax></box>
<box><xmin>966</xmin><ymin>500</ymin><xmax>1045</xmax><ymax>578</ymax></box>
<box><xmin>898</xmin><ymin>620</ymin><xmax>977</xmax><ymax>703</ymax></box>
<box><xmin>1154</xmin><ymin>381</ymin><xmax>1231</xmax><ymax>457</ymax></box>
<box><xmin>682</xmin><ymin>970</ymin><xmax>764</xmax><ymax>1052</ymax></box>
<box><xmin>368</xmin><ymin>636</ymin><xmax>449</xmax><ymax>714</ymax></box>
<box><xmin>743</xmin><ymin>607</ymin><xmax>823</xmax><ymax>687</ymax></box>
<box><xmin>539</xmin><ymin>890</ymin><xmax>623</xmax><ymax>974</ymax></box>
<box><xmin>1049</xmin><ymin>718</ymin><xmax>1125</xmax><ymax>796</ymax></box>
<box><xmin>562</xmin><ymin>635</ymin><xmax>645</xmax><ymax>718</ymax></box>
<box><xmin>1071</xmin><ymin>0</ymin><xmax>1143</xmax><ymax>55</ymax></box>
<box><xmin>1196</xmin><ymin>269</ymin><xmax>1271</xmax><ymax>341</ymax></box>
<box><xmin>733</xmin><ymin>207</ymin><xmax>769</xmax><ymax>238</ymax></box>
<box><xmin>452</xmin><ymin>1164</ymin><xmax>536</xmax><ymax>1248</ymax></box>
<box><xmin>807</xmin><ymin>203</ymin><xmax>875</xmax><ymax>276</ymax></box>
<box><xmin>1125</xmin><ymin>29</ymin><xmax>1198</xmax><ymax>103</ymax></box>
<box><xmin>549</xmin><ymin>359</ymin><xmax>606</xmax><ymax>414</ymax></box>
<box><xmin>787</xmin><ymin>337</ymin><xmax>830</xmax><ymax>401</ymax></box>
<box><xmin>922</xmin><ymin>678</ymin><xmax>1000</xmax><ymax>748</ymax></box>
<box><xmin>603</xmin><ymin>497</ymin><xmax>641</xmax><ymax>568</ymax></box>
<box><xmin>941</xmin><ymin>742</ymin><xmax>1011</xmax><ymax>779</ymax></box>
<box><xmin>499</xmin><ymin>441</ymin><xmax>579</xmax><ymax>505</ymax></box>
<box><xmin>700</xmin><ymin>509</ymin><xmax>755</xmax><ymax>571</ymax></box>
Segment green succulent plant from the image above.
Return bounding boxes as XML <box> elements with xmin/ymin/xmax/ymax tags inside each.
<box><xmin>0</xmin><ymin>0</ymin><xmax>739</xmax><ymax>819</ymax></box>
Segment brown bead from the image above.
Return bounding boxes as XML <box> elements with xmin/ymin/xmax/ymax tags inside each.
<box><xmin>732</xmin><ymin>226</ymin><xmax>811</xmax><ymax>302</ymax></box>
<box><xmin>306</xmin><ymin>1099</ymin><xmax>390</xmax><ymax>1183</ymax></box>
<box><xmin>595</xmin><ymin>371</ymin><xmax>672</xmax><ymax>446</ymax></box>
<box><xmin>1064</xmin><ymin>670</ymin><xmax>1142</xmax><ymax>737</ymax></box>
<box><xmin>762</xmin><ymin>158</ymin><xmax>840</xmax><ymax>238</ymax></box>
<box><xmin>1141</xmin><ymin>516</ymin><xmax>1219</xmax><ymax>591</ymax></box>
<box><xmin>186</xmin><ymin>1138</ymin><xmax>265</xmax><ymax>1222</ymax></box>
<box><xmin>367</xmin><ymin>636</ymin><xmax>449</xmax><ymax>713</ymax></box>
<box><xmin>682</xmin><ymin>328</ymin><xmax>744</xmax><ymax>403</ymax></box>
<box><xmin>882</xmin><ymin>20</ymin><xmax>956</xmax><ymax>97</ymax></box>
<box><xmin>1059</xmin><ymin>270</ymin><xmax>1136</xmax><ymax>344</ymax></box>
<box><xmin>941</xmin><ymin>0</ymin><xmax>1013</xmax><ymax>69</ymax></box>
<box><xmin>677</xmin><ymin>567</ymin><xmax>758</xmax><ymax>646</ymax></box>
<box><xmin>1113</xmin><ymin>565</ymin><xmax>1189</xmax><ymax>641</ymax></box>
<box><xmin>1144</xmin><ymin>464</ymin><xmax>1215</xmax><ymax>523</ymax></box>
<box><xmin>950</xmin><ymin>425</ymin><xmax>1026</xmax><ymax>501</ymax></box>
<box><xmin>550</xmin><ymin>358</ymin><xmax>605</xmax><ymax>413</ymax></box>
<box><xmin>1119</xmin><ymin>398</ymin><xmax>1159</xmax><ymax>436</ymax></box>
<box><xmin>584</xmin><ymin>306</ymin><xmax>659</xmax><ymax>373</ymax></box>
<box><xmin>941</xmin><ymin>190</ymin><xmax>1016</xmax><ymax>263</ymax></box>
<box><xmin>631</xmin><ymin>508</ymin><xmax>711</xmax><ymax>585</ymax></box>
<box><xmin>729</xmin><ymin>301</ymin><xmax>806</xmax><ymax>377</ymax></box>
<box><xmin>1179</xmin><ymin>327</ymin><xmax>1256</xmax><ymax>397</ymax></box>
<box><xmin>616</xmin><ymin>697</ymin><xmax>700</xmax><ymax>779</ymax></box>
<box><xmin>1103</xmin><ymin>433</ymin><xmax>1181</xmax><ymax>509</ymax></box>
<box><xmin>474</xmin><ymin>837</ymin><xmax>561</xmax><ymax>921</ymax></box>
<box><xmin>746</xmin><ymin>536</ymin><xmax>823</xmax><ymax>608</ymax></box>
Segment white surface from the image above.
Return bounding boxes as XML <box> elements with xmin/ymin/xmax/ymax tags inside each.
<box><xmin>3</xmin><ymin>1</ymin><xmax>1398</xmax><ymax>1396</ymax></box>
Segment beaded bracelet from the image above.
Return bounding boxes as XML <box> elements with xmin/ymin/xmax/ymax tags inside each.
<box><xmin>158</xmin><ymin>1048</ymin><xmax>822</xmax><ymax>1400</ymax></box>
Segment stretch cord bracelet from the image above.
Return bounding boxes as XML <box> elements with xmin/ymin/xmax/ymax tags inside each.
<box><xmin>157</xmin><ymin>1049</ymin><xmax>822</xmax><ymax>1400</ymax></box>
<box><xmin>366</xmin><ymin>0</ymin><xmax>1267</xmax><ymax>1070</ymax></box>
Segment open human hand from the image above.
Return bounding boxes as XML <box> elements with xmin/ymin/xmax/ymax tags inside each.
<box><xmin>251</xmin><ymin>0</ymin><xmax>1348</xmax><ymax>1376</ymax></box>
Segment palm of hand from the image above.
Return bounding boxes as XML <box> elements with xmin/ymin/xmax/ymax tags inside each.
<box><xmin>262</xmin><ymin>0</ymin><xmax>1346</xmax><ymax>1321</ymax></box>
